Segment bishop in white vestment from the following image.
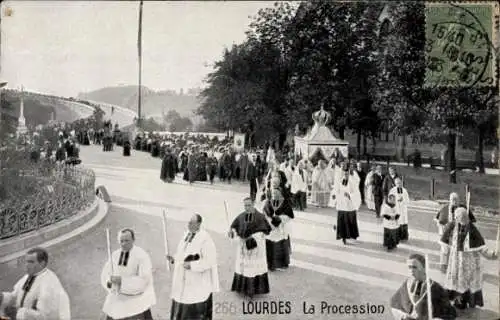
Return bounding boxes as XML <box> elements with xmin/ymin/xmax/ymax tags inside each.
<box><xmin>168</xmin><ymin>214</ymin><xmax>219</xmax><ymax>320</ymax></box>
<box><xmin>101</xmin><ymin>229</ymin><xmax>156</xmax><ymax>320</ymax></box>
<box><xmin>0</xmin><ymin>247</ymin><xmax>70</xmax><ymax>320</ymax></box>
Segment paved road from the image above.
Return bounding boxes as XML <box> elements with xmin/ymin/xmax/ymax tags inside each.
<box><xmin>0</xmin><ymin>145</ymin><xmax>498</xmax><ymax>320</ymax></box>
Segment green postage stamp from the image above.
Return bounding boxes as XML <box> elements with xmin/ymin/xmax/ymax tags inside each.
<box><xmin>425</xmin><ymin>1</ymin><xmax>499</xmax><ymax>88</ymax></box>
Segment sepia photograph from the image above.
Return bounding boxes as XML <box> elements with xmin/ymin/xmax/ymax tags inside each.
<box><xmin>0</xmin><ymin>1</ymin><xmax>499</xmax><ymax>319</ymax></box>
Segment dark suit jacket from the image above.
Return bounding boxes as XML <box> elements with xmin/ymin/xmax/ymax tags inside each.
<box><xmin>372</xmin><ymin>173</ymin><xmax>383</xmax><ymax>198</ymax></box>
<box><xmin>382</xmin><ymin>175</ymin><xmax>397</xmax><ymax>198</ymax></box>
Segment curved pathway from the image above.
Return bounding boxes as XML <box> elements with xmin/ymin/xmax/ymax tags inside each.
<box><xmin>0</xmin><ymin>145</ymin><xmax>497</xmax><ymax>320</ymax></box>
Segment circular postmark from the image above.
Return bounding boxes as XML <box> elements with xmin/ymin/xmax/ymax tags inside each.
<box><xmin>425</xmin><ymin>3</ymin><xmax>497</xmax><ymax>88</ymax></box>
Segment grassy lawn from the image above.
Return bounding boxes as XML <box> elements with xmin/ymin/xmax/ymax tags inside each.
<box><xmin>362</xmin><ymin>163</ymin><xmax>499</xmax><ymax>210</ymax></box>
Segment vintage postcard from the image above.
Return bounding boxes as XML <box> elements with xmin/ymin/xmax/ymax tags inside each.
<box><xmin>0</xmin><ymin>1</ymin><xmax>498</xmax><ymax>320</ymax></box>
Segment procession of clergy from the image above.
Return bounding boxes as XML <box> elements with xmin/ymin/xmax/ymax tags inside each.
<box><xmin>1</xmin><ymin>142</ymin><xmax>498</xmax><ymax>320</ymax></box>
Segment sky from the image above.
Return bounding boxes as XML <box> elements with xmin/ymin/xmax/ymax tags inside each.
<box><xmin>0</xmin><ymin>1</ymin><xmax>279</xmax><ymax>97</ymax></box>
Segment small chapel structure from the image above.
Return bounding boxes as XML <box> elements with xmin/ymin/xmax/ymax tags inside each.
<box><xmin>294</xmin><ymin>106</ymin><xmax>349</xmax><ymax>164</ymax></box>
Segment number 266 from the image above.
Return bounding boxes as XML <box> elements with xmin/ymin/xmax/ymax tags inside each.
<box><xmin>215</xmin><ymin>302</ymin><xmax>237</xmax><ymax>314</ymax></box>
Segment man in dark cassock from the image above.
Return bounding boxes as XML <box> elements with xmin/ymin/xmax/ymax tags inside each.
<box><xmin>197</xmin><ymin>152</ymin><xmax>208</xmax><ymax>182</ymax></box>
<box><xmin>141</xmin><ymin>137</ymin><xmax>148</xmax><ymax>152</ymax></box>
<box><xmin>372</xmin><ymin>165</ymin><xmax>384</xmax><ymax>218</ymax></box>
<box><xmin>356</xmin><ymin>162</ymin><xmax>366</xmax><ymax>204</ymax></box>
<box><xmin>207</xmin><ymin>154</ymin><xmax>218</xmax><ymax>185</ymax></box>
<box><xmin>123</xmin><ymin>138</ymin><xmax>131</xmax><ymax>157</ymax></box>
<box><xmin>228</xmin><ymin>198</ymin><xmax>272</xmax><ymax>297</ymax></box>
<box><xmin>383</xmin><ymin>167</ymin><xmax>398</xmax><ymax>198</ymax></box>
<box><xmin>390</xmin><ymin>253</ymin><xmax>457</xmax><ymax>320</ymax></box>
<box><xmin>112</xmin><ymin>124</ymin><xmax>120</xmax><ymax>144</ymax></box>
<box><xmin>247</xmin><ymin>155</ymin><xmax>258</xmax><ymax>201</ymax></box>
<box><xmin>187</xmin><ymin>149</ymin><xmax>199</xmax><ymax>184</ymax></box>
<box><xmin>262</xmin><ymin>187</ymin><xmax>294</xmax><ymax>271</ymax></box>
<box><xmin>221</xmin><ymin>150</ymin><xmax>234</xmax><ymax>183</ymax></box>
<box><xmin>134</xmin><ymin>135</ymin><xmax>142</xmax><ymax>150</ymax></box>
<box><xmin>255</xmin><ymin>154</ymin><xmax>265</xmax><ymax>184</ymax></box>
<box><xmin>160</xmin><ymin>148</ymin><xmax>177</xmax><ymax>183</ymax></box>
<box><xmin>180</xmin><ymin>150</ymin><xmax>188</xmax><ymax>173</ymax></box>
<box><xmin>64</xmin><ymin>137</ymin><xmax>73</xmax><ymax>158</ymax></box>
<box><xmin>151</xmin><ymin>139</ymin><xmax>160</xmax><ymax>157</ymax></box>
<box><xmin>82</xmin><ymin>130</ymin><xmax>90</xmax><ymax>145</ymax></box>
<box><xmin>159</xmin><ymin>141</ymin><xmax>166</xmax><ymax>158</ymax></box>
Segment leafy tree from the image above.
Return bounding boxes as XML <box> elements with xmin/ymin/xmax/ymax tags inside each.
<box><xmin>169</xmin><ymin>116</ymin><xmax>192</xmax><ymax>132</ymax></box>
<box><xmin>457</xmin><ymin>87</ymin><xmax>499</xmax><ymax>173</ymax></box>
<box><xmin>285</xmin><ymin>1</ymin><xmax>382</xmax><ymax>140</ymax></box>
<box><xmin>371</xmin><ymin>1</ymin><xmax>427</xmax><ymax>160</ymax></box>
<box><xmin>164</xmin><ymin>109</ymin><xmax>181</xmax><ymax>124</ymax></box>
<box><xmin>374</xmin><ymin>2</ymin><xmax>498</xmax><ymax>182</ymax></box>
<box><xmin>141</xmin><ymin>117</ymin><xmax>165</xmax><ymax>132</ymax></box>
<box><xmin>198</xmin><ymin>2</ymin><xmax>296</xmax><ymax>147</ymax></box>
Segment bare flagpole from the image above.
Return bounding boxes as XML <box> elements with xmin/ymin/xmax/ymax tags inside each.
<box><xmin>137</xmin><ymin>0</ymin><xmax>143</xmax><ymax>129</ymax></box>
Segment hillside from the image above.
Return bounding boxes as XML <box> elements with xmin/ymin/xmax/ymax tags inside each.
<box><xmin>0</xmin><ymin>89</ymin><xmax>95</xmax><ymax>138</ymax></box>
<box><xmin>78</xmin><ymin>86</ymin><xmax>202</xmax><ymax>119</ymax></box>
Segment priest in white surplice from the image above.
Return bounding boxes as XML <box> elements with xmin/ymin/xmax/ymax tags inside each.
<box><xmin>101</xmin><ymin>229</ymin><xmax>156</xmax><ymax>320</ymax></box>
<box><xmin>333</xmin><ymin>166</ymin><xmax>362</xmax><ymax>245</ymax></box>
<box><xmin>0</xmin><ymin>247</ymin><xmax>70</xmax><ymax>320</ymax></box>
<box><xmin>389</xmin><ymin>177</ymin><xmax>410</xmax><ymax>242</ymax></box>
<box><xmin>167</xmin><ymin>214</ymin><xmax>219</xmax><ymax>320</ymax></box>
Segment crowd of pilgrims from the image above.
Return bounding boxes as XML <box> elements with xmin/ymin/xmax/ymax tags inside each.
<box><xmin>0</xmin><ymin>124</ymin><xmax>497</xmax><ymax>320</ymax></box>
<box><xmin>129</xmin><ymin>133</ymin><xmax>412</xmax><ymax>249</ymax></box>
<box><xmin>118</xmin><ymin>131</ymin><xmax>498</xmax><ymax>318</ymax></box>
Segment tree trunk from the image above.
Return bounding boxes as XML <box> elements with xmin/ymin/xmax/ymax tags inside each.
<box><xmin>385</xmin><ymin>130</ymin><xmax>389</xmax><ymax>142</ymax></box>
<box><xmin>372</xmin><ymin>136</ymin><xmax>376</xmax><ymax>153</ymax></box>
<box><xmin>356</xmin><ymin>129</ymin><xmax>361</xmax><ymax>159</ymax></box>
<box><xmin>478</xmin><ymin>128</ymin><xmax>485</xmax><ymax>173</ymax></box>
<box><xmin>396</xmin><ymin>135</ymin><xmax>407</xmax><ymax>162</ymax></box>
<box><xmin>448</xmin><ymin>133</ymin><xmax>457</xmax><ymax>183</ymax></box>
<box><xmin>338</xmin><ymin>126</ymin><xmax>345</xmax><ymax>140</ymax></box>
<box><xmin>278</xmin><ymin>132</ymin><xmax>287</xmax><ymax>150</ymax></box>
<box><xmin>363</xmin><ymin>133</ymin><xmax>367</xmax><ymax>155</ymax></box>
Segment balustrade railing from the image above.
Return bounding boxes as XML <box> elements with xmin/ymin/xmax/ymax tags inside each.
<box><xmin>0</xmin><ymin>157</ymin><xmax>96</xmax><ymax>240</ymax></box>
